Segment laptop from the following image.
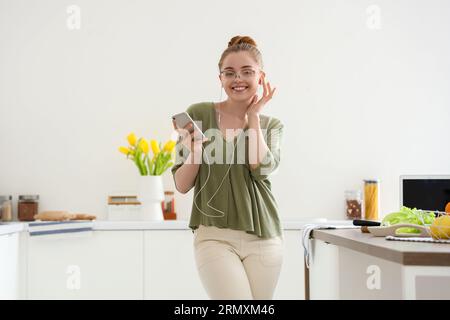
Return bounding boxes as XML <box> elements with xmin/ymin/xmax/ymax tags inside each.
<box><xmin>400</xmin><ymin>175</ymin><xmax>450</xmax><ymax>212</ymax></box>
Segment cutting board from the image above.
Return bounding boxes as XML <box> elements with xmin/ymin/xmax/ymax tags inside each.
<box><xmin>367</xmin><ymin>223</ymin><xmax>430</xmax><ymax>237</ymax></box>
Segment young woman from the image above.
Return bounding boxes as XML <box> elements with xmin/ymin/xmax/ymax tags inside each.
<box><xmin>171</xmin><ymin>35</ymin><xmax>284</xmax><ymax>300</ymax></box>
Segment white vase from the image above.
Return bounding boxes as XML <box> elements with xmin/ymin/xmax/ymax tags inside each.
<box><xmin>137</xmin><ymin>175</ymin><xmax>165</xmax><ymax>221</ymax></box>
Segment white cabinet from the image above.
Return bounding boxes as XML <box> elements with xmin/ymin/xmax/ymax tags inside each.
<box><xmin>27</xmin><ymin>231</ymin><xmax>143</xmax><ymax>299</ymax></box>
<box><xmin>143</xmin><ymin>229</ymin><xmax>305</xmax><ymax>300</ymax></box>
<box><xmin>0</xmin><ymin>233</ymin><xmax>20</xmax><ymax>299</ymax></box>
<box><xmin>24</xmin><ymin>228</ymin><xmax>308</xmax><ymax>300</ymax></box>
<box><xmin>309</xmin><ymin>239</ymin><xmax>450</xmax><ymax>300</ymax></box>
<box><xmin>143</xmin><ymin>230</ymin><xmax>208</xmax><ymax>299</ymax></box>
<box><xmin>309</xmin><ymin>239</ymin><xmax>340</xmax><ymax>299</ymax></box>
<box><xmin>338</xmin><ymin>247</ymin><xmax>450</xmax><ymax>300</ymax></box>
<box><xmin>273</xmin><ymin>230</ymin><xmax>305</xmax><ymax>300</ymax></box>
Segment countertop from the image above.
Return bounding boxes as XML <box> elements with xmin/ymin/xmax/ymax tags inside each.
<box><xmin>312</xmin><ymin>228</ymin><xmax>450</xmax><ymax>266</ymax></box>
<box><xmin>0</xmin><ymin>218</ymin><xmax>353</xmax><ymax>235</ymax></box>
<box><xmin>93</xmin><ymin>219</ymin><xmax>353</xmax><ymax>230</ymax></box>
<box><xmin>0</xmin><ymin>222</ymin><xmax>24</xmax><ymax>236</ymax></box>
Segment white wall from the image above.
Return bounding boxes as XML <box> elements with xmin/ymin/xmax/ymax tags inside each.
<box><xmin>1</xmin><ymin>0</ymin><xmax>449</xmax><ymax>221</ymax></box>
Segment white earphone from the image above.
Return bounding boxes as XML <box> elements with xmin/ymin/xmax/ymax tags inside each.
<box><xmin>194</xmin><ymin>79</ymin><xmax>262</xmax><ymax>218</ymax></box>
<box><xmin>193</xmin><ymin>98</ymin><xmax>247</xmax><ymax>218</ymax></box>
<box><xmin>193</xmin><ymin>133</ymin><xmax>243</xmax><ymax>218</ymax></box>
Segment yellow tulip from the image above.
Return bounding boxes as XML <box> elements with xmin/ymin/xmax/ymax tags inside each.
<box><xmin>119</xmin><ymin>146</ymin><xmax>131</xmax><ymax>155</ymax></box>
<box><xmin>139</xmin><ymin>138</ymin><xmax>149</xmax><ymax>154</ymax></box>
<box><xmin>127</xmin><ymin>133</ymin><xmax>137</xmax><ymax>146</ymax></box>
<box><xmin>163</xmin><ymin>140</ymin><xmax>176</xmax><ymax>153</ymax></box>
<box><xmin>151</xmin><ymin>140</ymin><xmax>160</xmax><ymax>155</ymax></box>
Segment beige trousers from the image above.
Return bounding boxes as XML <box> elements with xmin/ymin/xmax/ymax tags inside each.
<box><xmin>193</xmin><ymin>225</ymin><xmax>284</xmax><ymax>300</ymax></box>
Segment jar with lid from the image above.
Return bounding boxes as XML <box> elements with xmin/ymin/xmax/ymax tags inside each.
<box><xmin>18</xmin><ymin>195</ymin><xmax>39</xmax><ymax>221</ymax></box>
<box><xmin>0</xmin><ymin>195</ymin><xmax>13</xmax><ymax>221</ymax></box>
<box><xmin>345</xmin><ymin>190</ymin><xmax>362</xmax><ymax>220</ymax></box>
<box><xmin>162</xmin><ymin>191</ymin><xmax>177</xmax><ymax>220</ymax></box>
<box><xmin>364</xmin><ymin>179</ymin><xmax>380</xmax><ymax>221</ymax></box>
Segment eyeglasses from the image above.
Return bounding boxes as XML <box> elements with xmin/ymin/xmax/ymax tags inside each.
<box><xmin>219</xmin><ymin>69</ymin><xmax>259</xmax><ymax>81</ymax></box>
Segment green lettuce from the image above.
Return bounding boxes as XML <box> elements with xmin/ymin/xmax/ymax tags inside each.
<box><xmin>381</xmin><ymin>206</ymin><xmax>435</xmax><ymax>234</ymax></box>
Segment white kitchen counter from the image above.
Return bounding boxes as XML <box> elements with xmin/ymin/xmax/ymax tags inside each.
<box><xmin>0</xmin><ymin>222</ymin><xmax>26</xmax><ymax>236</ymax></box>
<box><xmin>0</xmin><ymin>217</ymin><xmax>353</xmax><ymax>300</ymax></box>
<box><xmin>94</xmin><ymin>219</ymin><xmax>353</xmax><ymax>230</ymax></box>
<box><xmin>1</xmin><ymin>218</ymin><xmax>353</xmax><ymax>233</ymax></box>
<box><xmin>309</xmin><ymin>228</ymin><xmax>450</xmax><ymax>300</ymax></box>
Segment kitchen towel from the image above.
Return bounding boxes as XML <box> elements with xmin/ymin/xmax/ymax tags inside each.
<box><xmin>28</xmin><ymin>220</ymin><xmax>94</xmax><ymax>237</ymax></box>
<box><xmin>385</xmin><ymin>235</ymin><xmax>450</xmax><ymax>244</ymax></box>
<box><xmin>302</xmin><ymin>224</ymin><xmax>359</xmax><ymax>269</ymax></box>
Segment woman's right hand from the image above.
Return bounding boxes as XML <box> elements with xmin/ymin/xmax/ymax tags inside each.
<box><xmin>172</xmin><ymin>119</ymin><xmax>208</xmax><ymax>154</ymax></box>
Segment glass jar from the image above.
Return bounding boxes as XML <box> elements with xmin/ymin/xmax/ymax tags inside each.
<box><xmin>18</xmin><ymin>195</ymin><xmax>39</xmax><ymax>221</ymax></box>
<box><xmin>162</xmin><ymin>191</ymin><xmax>176</xmax><ymax>220</ymax></box>
<box><xmin>162</xmin><ymin>191</ymin><xmax>175</xmax><ymax>213</ymax></box>
<box><xmin>0</xmin><ymin>195</ymin><xmax>13</xmax><ymax>221</ymax></box>
<box><xmin>364</xmin><ymin>180</ymin><xmax>380</xmax><ymax>220</ymax></box>
<box><xmin>345</xmin><ymin>190</ymin><xmax>362</xmax><ymax>220</ymax></box>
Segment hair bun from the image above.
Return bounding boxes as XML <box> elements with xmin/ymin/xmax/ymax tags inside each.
<box><xmin>228</xmin><ymin>35</ymin><xmax>257</xmax><ymax>48</ymax></box>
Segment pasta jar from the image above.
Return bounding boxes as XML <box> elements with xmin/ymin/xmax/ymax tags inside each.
<box><xmin>364</xmin><ymin>180</ymin><xmax>380</xmax><ymax>221</ymax></box>
<box><xmin>345</xmin><ymin>190</ymin><xmax>362</xmax><ymax>220</ymax></box>
<box><xmin>18</xmin><ymin>195</ymin><xmax>39</xmax><ymax>221</ymax></box>
<box><xmin>0</xmin><ymin>195</ymin><xmax>13</xmax><ymax>221</ymax></box>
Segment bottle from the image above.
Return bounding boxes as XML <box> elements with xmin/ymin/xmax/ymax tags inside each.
<box><xmin>0</xmin><ymin>195</ymin><xmax>13</xmax><ymax>221</ymax></box>
<box><xmin>345</xmin><ymin>190</ymin><xmax>362</xmax><ymax>220</ymax></box>
<box><xmin>18</xmin><ymin>195</ymin><xmax>39</xmax><ymax>221</ymax></box>
<box><xmin>364</xmin><ymin>180</ymin><xmax>380</xmax><ymax>221</ymax></box>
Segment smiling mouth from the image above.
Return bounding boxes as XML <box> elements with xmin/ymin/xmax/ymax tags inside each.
<box><xmin>231</xmin><ymin>86</ymin><xmax>249</xmax><ymax>92</ymax></box>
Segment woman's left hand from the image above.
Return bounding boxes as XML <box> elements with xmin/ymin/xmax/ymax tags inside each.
<box><xmin>246</xmin><ymin>74</ymin><xmax>276</xmax><ymax>117</ymax></box>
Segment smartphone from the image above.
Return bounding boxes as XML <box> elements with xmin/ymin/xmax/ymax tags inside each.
<box><xmin>172</xmin><ymin>112</ymin><xmax>206</xmax><ymax>139</ymax></box>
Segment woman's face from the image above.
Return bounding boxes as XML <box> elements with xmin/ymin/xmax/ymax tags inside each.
<box><xmin>219</xmin><ymin>51</ymin><xmax>264</xmax><ymax>103</ymax></box>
